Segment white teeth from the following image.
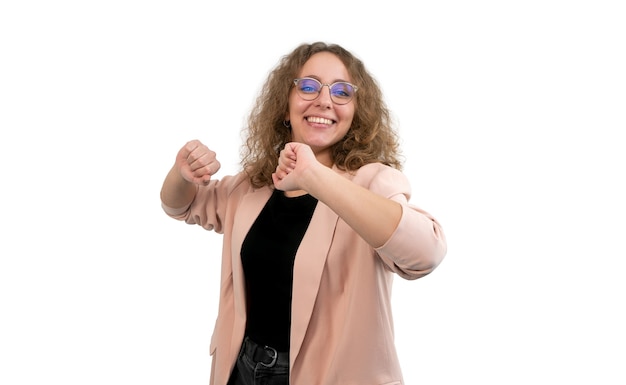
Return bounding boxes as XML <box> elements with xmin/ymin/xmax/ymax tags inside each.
<box><xmin>307</xmin><ymin>116</ymin><xmax>333</xmax><ymax>125</ymax></box>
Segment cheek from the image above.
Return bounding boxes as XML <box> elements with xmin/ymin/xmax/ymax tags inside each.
<box><xmin>287</xmin><ymin>96</ymin><xmax>305</xmax><ymax>118</ymax></box>
<box><xmin>339</xmin><ymin>107</ymin><xmax>356</xmax><ymax>126</ymax></box>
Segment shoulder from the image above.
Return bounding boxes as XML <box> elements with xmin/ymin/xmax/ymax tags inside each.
<box><xmin>222</xmin><ymin>170</ymin><xmax>253</xmax><ymax>194</ymax></box>
<box><xmin>206</xmin><ymin>170</ymin><xmax>251</xmax><ymax>194</ymax></box>
<box><xmin>191</xmin><ymin>170</ymin><xmax>254</xmax><ymax>208</ymax></box>
<box><xmin>337</xmin><ymin>163</ymin><xmax>412</xmax><ymax>201</ymax></box>
<box><xmin>352</xmin><ymin>162</ymin><xmax>409</xmax><ymax>189</ymax></box>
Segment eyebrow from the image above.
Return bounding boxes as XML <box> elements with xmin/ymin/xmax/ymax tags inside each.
<box><xmin>301</xmin><ymin>75</ymin><xmax>352</xmax><ymax>84</ymax></box>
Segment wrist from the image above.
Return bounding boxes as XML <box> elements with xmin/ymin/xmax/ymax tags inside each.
<box><xmin>301</xmin><ymin>162</ymin><xmax>331</xmax><ymax>197</ymax></box>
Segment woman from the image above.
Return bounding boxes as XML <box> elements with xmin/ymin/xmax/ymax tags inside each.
<box><xmin>160</xmin><ymin>42</ymin><xmax>446</xmax><ymax>385</ymax></box>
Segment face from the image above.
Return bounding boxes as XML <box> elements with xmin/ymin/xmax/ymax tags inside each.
<box><xmin>287</xmin><ymin>52</ymin><xmax>356</xmax><ymax>166</ymax></box>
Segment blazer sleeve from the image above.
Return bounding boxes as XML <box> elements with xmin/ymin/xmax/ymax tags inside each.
<box><xmin>161</xmin><ymin>172</ymin><xmax>248</xmax><ymax>233</ymax></box>
<box><xmin>365</xmin><ymin>164</ymin><xmax>447</xmax><ymax>280</ymax></box>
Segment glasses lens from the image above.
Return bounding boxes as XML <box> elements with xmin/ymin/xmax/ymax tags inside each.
<box><xmin>329</xmin><ymin>82</ymin><xmax>355</xmax><ymax>104</ymax></box>
<box><xmin>296</xmin><ymin>78</ymin><xmax>321</xmax><ymax>100</ymax></box>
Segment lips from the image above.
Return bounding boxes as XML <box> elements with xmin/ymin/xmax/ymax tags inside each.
<box><xmin>306</xmin><ymin>116</ymin><xmax>334</xmax><ymax>125</ymax></box>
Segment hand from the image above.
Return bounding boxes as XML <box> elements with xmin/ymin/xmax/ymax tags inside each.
<box><xmin>272</xmin><ymin>142</ymin><xmax>319</xmax><ymax>191</ymax></box>
<box><xmin>176</xmin><ymin>140</ymin><xmax>220</xmax><ymax>186</ymax></box>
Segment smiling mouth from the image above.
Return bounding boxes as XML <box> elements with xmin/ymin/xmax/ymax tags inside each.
<box><xmin>306</xmin><ymin>116</ymin><xmax>335</xmax><ymax>125</ymax></box>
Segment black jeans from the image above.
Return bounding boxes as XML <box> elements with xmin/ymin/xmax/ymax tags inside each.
<box><xmin>227</xmin><ymin>337</ymin><xmax>289</xmax><ymax>385</ymax></box>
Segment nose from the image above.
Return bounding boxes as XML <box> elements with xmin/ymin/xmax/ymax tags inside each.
<box><xmin>316</xmin><ymin>84</ymin><xmax>333</xmax><ymax>108</ymax></box>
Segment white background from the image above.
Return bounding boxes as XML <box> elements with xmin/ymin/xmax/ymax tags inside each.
<box><xmin>1</xmin><ymin>1</ymin><xmax>625</xmax><ymax>384</ymax></box>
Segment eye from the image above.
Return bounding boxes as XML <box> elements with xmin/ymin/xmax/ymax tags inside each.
<box><xmin>297</xmin><ymin>78</ymin><xmax>320</xmax><ymax>94</ymax></box>
<box><xmin>330</xmin><ymin>82</ymin><xmax>354</xmax><ymax>99</ymax></box>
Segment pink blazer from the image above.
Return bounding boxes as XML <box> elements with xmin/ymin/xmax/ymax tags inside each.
<box><xmin>162</xmin><ymin>163</ymin><xmax>447</xmax><ymax>385</ymax></box>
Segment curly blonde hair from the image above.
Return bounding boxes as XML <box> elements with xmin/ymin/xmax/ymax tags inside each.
<box><xmin>241</xmin><ymin>42</ymin><xmax>402</xmax><ymax>188</ymax></box>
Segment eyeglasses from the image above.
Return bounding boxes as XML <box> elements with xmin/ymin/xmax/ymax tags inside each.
<box><xmin>293</xmin><ymin>78</ymin><xmax>358</xmax><ymax>105</ymax></box>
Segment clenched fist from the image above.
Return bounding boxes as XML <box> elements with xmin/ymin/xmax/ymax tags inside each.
<box><xmin>272</xmin><ymin>142</ymin><xmax>319</xmax><ymax>191</ymax></box>
<box><xmin>176</xmin><ymin>139</ymin><xmax>221</xmax><ymax>186</ymax></box>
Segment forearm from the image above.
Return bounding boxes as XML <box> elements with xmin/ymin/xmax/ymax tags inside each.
<box><xmin>160</xmin><ymin>164</ymin><xmax>198</xmax><ymax>210</ymax></box>
<box><xmin>303</xmin><ymin>166</ymin><xmax>402</xmax><ymax>248</ymax></box>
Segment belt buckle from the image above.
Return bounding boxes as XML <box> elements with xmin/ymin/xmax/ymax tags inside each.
<box><xmin>260</xmin><ymin>345</ymin><xmax>278</xmax><ymax>368</ymax></box>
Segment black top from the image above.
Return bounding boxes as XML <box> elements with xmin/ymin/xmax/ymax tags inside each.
<box><xmin>240</xmin><ymin>189</ymin><xmax>318</xmax><ymax>351</ymax></box>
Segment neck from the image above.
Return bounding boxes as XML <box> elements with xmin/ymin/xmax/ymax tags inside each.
<box><xmin>315</xmin><ymin>150</ymin><xmax>333</xmax><ymax>168</ymax></box>
<box><xmin>284</xmin><ymin>190</ymin><xmax>308</xmax><ymax>198</ymax></box>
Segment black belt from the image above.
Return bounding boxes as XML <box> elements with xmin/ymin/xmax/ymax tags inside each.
<box><xmin>242</xmin><ymin>336</ymin><xmax>289</xmax><ymax>368</ymax></box>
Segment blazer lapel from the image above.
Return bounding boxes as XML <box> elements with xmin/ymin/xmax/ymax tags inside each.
<box><xmin>229</xmin><ymin>168</ymin><xmax>348</xmax><ymax>367</ymax></box>
<box><xmin>224</xmin><ymin>184</ymin><xmax>272</xmax><ymax>368</ymax></box>
<box><xmin>289</xmin><ymin>201</ymin><xmax>339</xmax><ymax>365</ymax></box>
<box><xmin>229</xmin><ymin>187</ymin><xmax>272</xmax><ymax>346</ymax></box>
